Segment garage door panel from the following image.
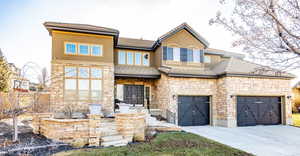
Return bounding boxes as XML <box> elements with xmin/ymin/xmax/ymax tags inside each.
<box><xmin>237</xmin><ymin>97</ymin><xmax>258</xmax><ymax>126</ymax></box>
<box><xmin>237</xmin><ymin>96</ymin><xmax>281</xmax><ymax>126</ymax></box>
<box><xmin>178</xmin><ymin>96</ymin><xmax>210</xmax><ymax>126</ymax></box>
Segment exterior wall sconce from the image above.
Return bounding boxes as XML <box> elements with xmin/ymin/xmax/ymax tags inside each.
<box><xmin>287</xmin><ymin>95</ymin><xmax>292</xmax><ymax>99</ymax></box>
<box><xmin>230</xmin><ymin>95</ymin><xmax>235</xmax><ymax>98</ymax></box>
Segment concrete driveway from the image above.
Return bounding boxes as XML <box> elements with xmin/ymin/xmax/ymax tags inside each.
<box><xmin>182</xmin><ymin>125</ymin><xmax>300</xmax><ymax>156</ymax></box>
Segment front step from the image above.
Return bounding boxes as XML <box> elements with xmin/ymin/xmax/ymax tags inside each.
<box><xmin>101</xmin><ymin>135</ymin><xmax>123</xmax><ymax>142</ymax></box>
<box><xmin>101</xmin><ymin>139</ymin><xmax>128</xmax><ymax>147</ymax></box>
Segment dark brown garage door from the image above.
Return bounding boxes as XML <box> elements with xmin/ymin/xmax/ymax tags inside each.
<box><xmin>178</xmin><ymin>96</ymin><xmax>210</xmax><ymax>126</ymax></box>
<box><xmin>237</xmin><ymin>96</ymin><xmax>281</xmax><ymax>126</ymax></box>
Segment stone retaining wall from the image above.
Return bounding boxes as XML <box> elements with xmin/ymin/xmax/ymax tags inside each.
<box><xmin>115</xmin><ymin>112</ymin><xmax>146</xmax><ymax>142</ymax></box>
<box><xmin>32</xmin><ymin>112</ymin><xmax>146</xmax><ymax>147</ymax></box>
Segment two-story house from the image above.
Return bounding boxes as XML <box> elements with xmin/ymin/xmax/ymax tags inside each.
<box><xmin>45</xmin><ymin>22</ymin><xmax>294</xmax><ymax>127</ymax></box>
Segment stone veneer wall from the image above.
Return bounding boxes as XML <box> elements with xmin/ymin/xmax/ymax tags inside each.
<box><xmin>218</xmin><ymin>77</ymin><xmax>292</xmax><ymax>127</ymax></box>
<box><xmin>115</xmin><ymin>112</ymin><xmax>146</xmax><ymax>142</ymax></box>
<box><xmin>155</xmin><ymin>74</ymin><xmax>217</xmax><ymax>125</ymax></box>
<box><xmin>155</xmin><ymin>74</ymin><xmax>292</xmax><ymax>127</ymax></box>
<box><xmin>32</xmin><ymin>113</ymin><xmax>101</xmax><ymax>147</ymax></box>
<box><xmin>50</xmin><ymin>61</ymin><xmax>114</xmax><ymax>115</ymax></box>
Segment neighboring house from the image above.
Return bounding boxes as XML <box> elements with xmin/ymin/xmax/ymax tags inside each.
<box><xmin>292</xmin><ymin>82</ymin><xmax>300</xmax><ymax>112</ymax></box>
<box><xmin>8</xmin><ymin>63</ymin><xmax>30</xmax><ymax>92</ymax></box>
<box><xmin>44</xmin><ymin>22</ymin><xmax>294</xmax><ymax>127</ymax></box>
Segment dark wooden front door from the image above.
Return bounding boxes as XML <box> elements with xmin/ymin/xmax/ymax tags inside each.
<box><xmin>178</xmin><ymin>96</ymin><xmax>210</xmax><ymax>126</ymax></box>
<box><xmin>124</xmin><ymin>85</ymin><xmax>144</xmax><ymax>105</ymax></box>
<box><xmin>237</xmin><ymin>96</ymin><xmax>281</xmax><ymax>126</ymax></box>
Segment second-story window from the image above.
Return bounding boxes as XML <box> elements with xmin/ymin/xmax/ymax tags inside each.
<box><xmin>143</xmin><ymin>53</ymin><xmax>149</xmax><ymax>66</ymax></box>
<box><xmin>204</xmin><ymin>56</ymin><xmax>211</xmax><ymax>63</ymax></box>
<box><xmin>135</xmin><ymin>53</ymin><xmax>142</xmax><ymax>65</ymax></box>
<box><xmin>127</xmin><ymin>52</ymin><xmax>134</xmax><ymax>65</ymax></box>
<box><xmin>79</xmin><ymin>44</ymin><xmax>89</xmax><ymax>55</ymax></box>
<box><xmin>64</xmin><ymin>43</ymin><xmax>102</xmax><ymax>56</ymax></box>
<box><xmin>91</xmin><ymin>45</ymin><xmax>102</xmax><ymax>56</ymax></box>
<box><xmin>118</xmin><ymin>51</ymin><xmax>126</xmax><ymax>64</ymax></box>
<box><xmin>163</xmin><ymin>46</ymin><xmax>204</xmax><ymax>63</ymax></box>
<box><xmin>187</xmin><ymin>49</ymin><xmax>193</xmax><ymax>62</ymax></box>
<box><xmin>65</xmin><ymin>43</ymin><xmax>77</xmax><ymax>54</ymax></box>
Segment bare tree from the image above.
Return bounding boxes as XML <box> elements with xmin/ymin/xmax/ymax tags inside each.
<box><xmin>209</xmin><ymin>0</ymin><xmax>300</xmax><ymax>71</ymax></box>
<box><xmin>37</xmin><ymin>67</ymin><xmax>48</xmax><ymax>91</ymax></box>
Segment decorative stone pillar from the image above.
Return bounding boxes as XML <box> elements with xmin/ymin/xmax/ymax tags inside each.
<box><xmin>87</xmin><ymin>114</ymin><xmax>101</xmax><ymax>146</ymax></box>
<box><xmin>32</xmin><ymin>113</ymin><xmax>53</xmax><ymax>134</ymax></box>
<box><xmin>115</xmin><ymin>112</ymin><xmax>146</xmax><ymax>142</ymax></box>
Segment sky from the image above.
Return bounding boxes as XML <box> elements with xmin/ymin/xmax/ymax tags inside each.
<box><xmin>4</xmin><ymin>0</ymin><xmax>297</xmax><ymax>83</ymax></box>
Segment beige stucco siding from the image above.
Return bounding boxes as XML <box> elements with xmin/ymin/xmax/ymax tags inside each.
<box><xmin>52</xmin><ymin>31</ymin><xmax>114</xmax><ymax>63</ymax></box>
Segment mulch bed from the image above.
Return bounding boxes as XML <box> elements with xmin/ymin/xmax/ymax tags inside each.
<box><xmin>0</xmin><ymin>132</ymin><xmax>73</xmax><ymax>156</ymax></box>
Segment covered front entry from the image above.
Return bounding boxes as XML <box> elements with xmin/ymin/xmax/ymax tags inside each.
<box><xmin>123</xmin><ymin>85</ymin><xmax>144</xmax><ymax>105</ymax></box>
<box><xmin>178</xmin><ymin>96</ymin><xmax>210</xmax><ymax>126</ymax></box>
<box><xmin>237</xmin><ymin>96</ymin><xmax>282</xmax><ymax>126</ymax></box>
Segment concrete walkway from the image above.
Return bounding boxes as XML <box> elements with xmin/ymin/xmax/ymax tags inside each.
<box><xmin>182</xmin><ymin>125</ymin><xmax>300</xmax><ymax>156</ymax></box>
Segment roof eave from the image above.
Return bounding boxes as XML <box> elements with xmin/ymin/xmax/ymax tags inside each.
<box><xmin>115</xmin><ymin>73</ymin><xmax>161</xmax><ymax>79</ymax></box>
<box><xmin>115</xmin><ymin>45</ymin><xmax>153</xmax><ymax>51</ymax></box>
<box><xmin>220</xmin><ymin>73</ymin><xmax>295</xmax><ymax>79</ymax></box>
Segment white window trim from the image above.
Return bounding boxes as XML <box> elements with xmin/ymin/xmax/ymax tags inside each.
<box><xmin>91</xmin><ymin>45</ymin><xmax>103</xmax><ymax>56</ymax></box>
<box><xmin>78</xmin><ymin>44</ymin><xmax>90</xmax><ymax>55</ymax></box>
<box><xmin>64</xmin><ymin>42</ymin><xmax>77</xmax><ymax>55</ymax></box>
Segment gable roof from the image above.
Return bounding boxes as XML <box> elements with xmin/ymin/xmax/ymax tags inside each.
<box><xmin>153</xmin><ymin>22</ymin><xmax>210</xmax><ymax>49</ymax></box>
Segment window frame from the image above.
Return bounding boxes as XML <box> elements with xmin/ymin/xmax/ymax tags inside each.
<box><xmin>91</xmin><ymin>45</ymin><xmax>103</xmax><ymax>56</ymax></box>
<box><xmin>64</xmin><ymin>42</ymin><xmax>77</xmax><ymax>55</ymax></box>
<box><xmin>118</xmin><ymin>51</ymin><xmax>126</xmax><ymax>65</ymax></box>
<box><xmin>135</xmin><ymin>52</ymin><xmax>142</xmax><ymax>65</ymax></box>
<box><xmin>204</xmin><ymin>55</ymin><xmax>211</xmax><ymax>63</ymax></box>
<box><xmin>127</xmin><ymin>52</ymin><xmax>134</xmax><ymax>65</ymax></box>
<box><xmin>78</xmin><ymin>44</ymin><xmax>90</xmax><ymax>56</ymax></box>
<box><xmin>142</xmin><ymin>53</ymin><xmax>150</xmax><ymax>66</ymax></box>
<box><xmin>64</xmin><ymin>66</ymin><xmax>103</xmax><ymax>102</ymax></box>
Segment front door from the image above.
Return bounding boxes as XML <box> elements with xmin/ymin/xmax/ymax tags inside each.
<box><xmin>124</xmin><ymin>85</ymin><xmax>144</xmax><ymax>105</ymax></box>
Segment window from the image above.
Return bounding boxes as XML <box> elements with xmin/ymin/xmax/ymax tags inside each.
<box><xmin>143</xmin><ymin>53</ymin><xmax>150</xmax><ymax>66</ymax></box>
<box><xmin>135</xmin><ymin>53</ymin><xmax>142</xmax><ymax>65</ymax></box>
<box><xmin>65</xmin><ymin>67</ymin><xmax>77</xmax><ymax>77</ymax></box>
<box><xmin>79</xmin><ymin>44</ymin><xmax>89</xmax><ymax>55</ymax></box>
<box><xmin>65</xmin><ymin>43</ymin><xmax>76</xmax><ymax>54</ymax></box>
<box><xmin>91</xmin><ymin>45</ymin><xmax>102</xmax><ymax>56</ymax></box>
<box><xmin>78</xmin><ymin>67</ymin><xmax>89</xmax><ymax>78</ymax></box>
<box><xmin>204</xmin><ymin>56</ymin><xmax>211</xmax><ymax>63</ymax></box>
<box><xmin>167</xmin><ymin>47</ymin><xmax>174</xmax><ymax>60</ymax></box>
<box><xmin>173</xmin><ymin>48</ymin><xmax>180</xmax><ymax>61</ymax></box>
<box><xmin>118</xmin><ymin>51</ymin><xmax>126</xmax><ymax>64</ymax></box>
<box><xmin>64</xmin><ymin>79</ymin><xmax>77</xmax><ymax>100</ymax></box>
<box><xmin>127</xmin><ymin>52</ymin><xmax>134</xmax><ymax>65</ymax></box>
<box><xmin>193</xmin><ymin>49</ymin><xmax>200</xmax><ymax>63</ymax></box>
<box><xmin>78</xmin><ymin>80</ymin><xmax>89</xmax><ymax>100</ymax></box>
<box><xmin>187</xmin><ymin>49</ymin><xmax>193</xmax><ymax>62</ymax></box>
<box><xmin>91</xmin><ymin>80</ymin><xmax>102</xmax><ymax>100</ymax></box>
<box><xmin>91</xmin><ymin>68</ymin><xmax>102</xmax><ymax>78</ymax></box>
<box><xmin>64</xmin><ymin>66</ymin><xmax>102</xmax><ymax>101</ymax></box>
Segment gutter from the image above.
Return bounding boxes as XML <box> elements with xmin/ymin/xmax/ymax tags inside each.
<box><xmin>115</xmin><ymin>74</ymin><xmax>161</xmax><ymax>79</ymax></box>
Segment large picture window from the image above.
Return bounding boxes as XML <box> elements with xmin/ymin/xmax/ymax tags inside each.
<box><xmin>64</xmin><ymin>66</ymin><xmax>102</xmax><ymax>101</ymax></box>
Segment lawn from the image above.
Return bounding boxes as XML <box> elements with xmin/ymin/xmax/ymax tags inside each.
<box><xmin>293</xmin><ymin>113</ymin><xmax>300</xmax><ymax>127</ymax></box>
<box><xmin>54</xmin><ymin>132</ymin><xmax>253</xmax><ymax>156</ymax></box>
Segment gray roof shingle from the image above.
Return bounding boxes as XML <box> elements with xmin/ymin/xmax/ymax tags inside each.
<box><xmin>117</xmin><ymin>37</ymin><xmax>155</xmax><ymax>49</ymax></box>
<box><xmin>115</xmin><ymin>65</ymin><xmax>160</xmax><ymax>78</ymax></box>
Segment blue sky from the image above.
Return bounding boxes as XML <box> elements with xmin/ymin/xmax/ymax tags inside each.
<box><xmin>0</xmin><ymin>0</ymin><xmax>246</xmax><ymax>80</ymax></box>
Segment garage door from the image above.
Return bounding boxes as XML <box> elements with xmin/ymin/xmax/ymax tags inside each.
<box><xmin>237</xmin><ymin>96</ymin><xmax>281</xmax><ymax>126</ymax></box>
<box><xmin>178</xmin><ymin>96</ymin><xmax>210</xmax><ymax>126</ymax></box>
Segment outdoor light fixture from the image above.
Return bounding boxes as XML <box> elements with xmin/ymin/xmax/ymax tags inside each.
<box><xmin>230</xmin><ymin>95</ymin><xmax>235</xmax><ymax>98</ymax></box>
<box><xmin>173</xmin><ymin>95</ymin><xmax>176</xmax><ymax>99</ymax></box>
<box><xmin>287</xmin><ymin>95</ymin><xmax>292</xmax><ymax>99</ymax></box>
